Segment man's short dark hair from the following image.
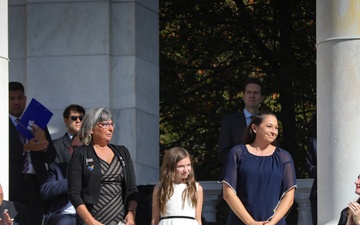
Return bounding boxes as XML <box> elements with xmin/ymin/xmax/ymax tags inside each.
<box><xmin>243</xmin><ymin>77</ymin><xmax>263</xmax><ymax>94</ymax></box>
<box><xmin>9</xmin><ymin>82</ymin><xmax>25</xmax><ymax>93</ymax></box>
<box><xmin>63</xmin><ymin>104</ymin><xmax>86</xmax><ymax>119</ymax></box>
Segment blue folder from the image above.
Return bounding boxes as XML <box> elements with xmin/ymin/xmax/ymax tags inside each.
<box><xmin>16</xmin><ymin>98</ymin><xmax>53</xmax><ymax>140</ymax></box>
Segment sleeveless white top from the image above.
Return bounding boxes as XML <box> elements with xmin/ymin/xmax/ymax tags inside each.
<box><xmin>158</xmin><ymin>183</ymin><xmax>199</xmax><ymax>225</ymax></box>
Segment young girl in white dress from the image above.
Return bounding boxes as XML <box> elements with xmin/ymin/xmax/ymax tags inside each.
<box><xmin>151</xmin><ymin>147</ymin><xmax>203</xmax><ymax>225</ymax></box>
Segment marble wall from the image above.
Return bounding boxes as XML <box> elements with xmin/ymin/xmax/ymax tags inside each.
<box><xmin>8</xmin><ymin>0</ymin><xmax>159</xmax><ymax>185</ymax></box>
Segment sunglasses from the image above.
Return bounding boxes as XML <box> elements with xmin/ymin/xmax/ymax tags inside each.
<box><xmin>69</xmin><ymin>115</ymin><xmax>84</xmax><ymax>121</ymax></box>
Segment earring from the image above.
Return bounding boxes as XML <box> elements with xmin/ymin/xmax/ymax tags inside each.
<box><xmin>253</xmin><ymin>130</ymin><xmax>256</xmax><ymax>133</ymax></box>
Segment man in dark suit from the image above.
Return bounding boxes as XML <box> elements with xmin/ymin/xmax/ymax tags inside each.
<box><xmin>218</xmin><ymin>77</ymin><xmax>264</xmax><ymax>164</ymax></box>
<box><xmin>0</xmin><ymin>183</ymin><xmax>31</xmax><ymax>225</ymax></box>
<box><xmin>40</xmin><ymin>135</ymin><xmax>82</xmax><ymax>225</ymax></box>
<box><xmin>9</xmin><ymin>82</ymin><xmax>56</xmax><ymax>225</ymax></box>
<box><xmin>53</xmin><ymin>104</ymin><xmax>85</xmax><ymax>163</ymax></box>
<box><xmin>40</xmin><ymin>163</ymin><xmax>75</xmax><ymax>225</ymax></box>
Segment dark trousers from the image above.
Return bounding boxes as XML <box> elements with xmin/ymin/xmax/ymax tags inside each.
<box><xmin>18</xmin><ymin>174</ymin><xmax>44</xmax><ymax>225</ymax></box>
<box><xmin>44</xmin><ymin>214</ymin><xmax>76</xmax><ymax>225</ymax></box>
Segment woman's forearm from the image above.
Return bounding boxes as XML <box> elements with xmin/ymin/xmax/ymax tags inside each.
<box><xmin>76</xmin><ymin>204</ymin><xmax>99</xmax><ymax>225</ymax></box>
<box><xmin>269</xmin><ymin>188</ymin><xmax>295</xmax><ymax>224</ymax></box>
<box><xmin>223</xmin><ymin>183</ymin><xmax>255</xmax><ymax>224</ymax></box>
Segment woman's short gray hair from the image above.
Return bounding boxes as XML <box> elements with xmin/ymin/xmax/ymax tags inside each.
<box><xmin>78</xmin><ymin>108</ymin><xmax>113</xmax><ymax>145</ymax></box>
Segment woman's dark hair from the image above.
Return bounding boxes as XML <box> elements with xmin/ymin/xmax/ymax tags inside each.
<box><xmin>243</xmin><ymin>110</ymin><xmax>277</xmax><ymax>145</ymax></box>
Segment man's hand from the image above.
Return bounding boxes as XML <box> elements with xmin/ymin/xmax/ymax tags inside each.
<box><xmin>23</xmin><ymin>124</ymin><xmax>49</xmax><ymax>152</ymax></box>
<box><xmin>25</xmin><ymin>138</ymin><xmax>49</xmax><ymax>152</ymax></box>
<box><xmin>0</xmin><ymin>210</ymin><xmax>13</xmax><ymax>225</ymax></box>
<box><xmin>31</xmin><ymin>124</ymin><xmax>46</xmax><ymax>141</ymax></box>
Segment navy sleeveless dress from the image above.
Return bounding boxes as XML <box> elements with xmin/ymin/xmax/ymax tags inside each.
<box><xmin>222</xmin><ymin>144</ymin><xmax>297</xmax><ymax>225</ymax></box>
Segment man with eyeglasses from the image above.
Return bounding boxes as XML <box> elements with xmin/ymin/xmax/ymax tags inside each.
<box><xmin>53</xmin><ymin>104</ymin><xmax>85</xmax><ymax>163</ymax></box>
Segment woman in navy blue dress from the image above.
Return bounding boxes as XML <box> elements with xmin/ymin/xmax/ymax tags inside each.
<box><xmin>221</xmin><ymin>111</ymin><xmax>297</xmax><ymax>225</ymax></box>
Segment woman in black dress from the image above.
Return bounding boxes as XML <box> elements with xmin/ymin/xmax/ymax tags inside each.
<box><xmin>68</xmin><ymin>108</ymin><xmax>138</xmax><ymax>225</ymax></box>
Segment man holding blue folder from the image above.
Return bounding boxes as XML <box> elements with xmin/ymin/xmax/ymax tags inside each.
<box><xmin>8</xmin><ymin>82</ymin><xmax>56</xmax><ymax>225</ymax></box>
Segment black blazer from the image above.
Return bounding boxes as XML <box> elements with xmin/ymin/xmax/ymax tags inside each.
<box><xmin>68</xmin><ymin>144</ymin><xmax>138</xmax><ymax>213</ymax></box>
<box><xmin>53</xmin><ymin>133</ymin><xmax>72</xmax><ymax>163</ymax></box>
<box><xmin>40</xmin><ymin>162</ymin><xmax>71</xmax><ymax>218</ymax></box>
<box><xmin>338</xmin><ymin>207</ymin><xmax>348</xmax><ymax>225</ymax></box>
<box><xmin>218</xmin><ymin>111</ymin><xmax>247</xmax><ymax>163</ymax></box>
<box><xmin>0</xmin><ymin>200</ymin><xmax>32</xmax><ymax>225</ymax></box>
<box><xmin>9</xmin><ymin>117</ymin><xmax>56</xmax><ymax>201</ymax></box>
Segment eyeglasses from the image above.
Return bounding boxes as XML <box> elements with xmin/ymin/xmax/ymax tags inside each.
<box><xmin>97</xmin><ymin>122</ymin><xmax>115</xmax><ymax>129</ymax></box>
<box><xmin>69</xmin><ymin>115</ymin><xmax>84</xmax><ymax>121</ymax></box>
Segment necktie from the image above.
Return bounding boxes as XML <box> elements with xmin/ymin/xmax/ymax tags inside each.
<box><xmin>22</xmin><ymin>152</ymin><xmax>30</xmax><ymax>173</ymax></box>
<box><xmin>68</xmin><ymin>145</ymin><xmax>73</xmax><ymax>155</ymax></box>
<box><xmin>16</xmin><ymin>118</ymin><xmax>30</xmax><ymax>173</ymax></box>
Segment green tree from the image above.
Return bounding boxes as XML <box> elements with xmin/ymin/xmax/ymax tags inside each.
<box><xmin>160</xmin><ymin>0</ymin><xmax>316</xmax><ymax>180</ymax></box>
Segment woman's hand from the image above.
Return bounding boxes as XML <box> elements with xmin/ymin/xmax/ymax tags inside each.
<box><xmin>248</xmin><ymin>221</ymin><xmax>266</xmax><ymax>225</ymax></box>
<box><xmin>263</xmin><ymin>221</ymin><xmax>277</xmax><ymax>225</ymax></box>
<box><xmin>0</xmin><ymin>210</ymin><xmax>13</xmax><ymax>225</ymax></box>
<box><xmin>86</xmin><ymin>220</ymin><xmax>103</xmax><ymax>225</ymax></box>
<box><xmin>124</xmin><ymin>211</ymin><xmax>136</xmax><ymax>225</ymax></box>
<box><xmin>349</xmin><ymin>201</ymin><xmax>360</xmax><ymax>224</ymax></box>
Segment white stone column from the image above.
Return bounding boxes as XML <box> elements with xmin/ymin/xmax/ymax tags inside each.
<box><xmin>111</xmin><ymin>0</ymin><xmax>159</xmax><ymax>185</ymax></box>
<box><xmin>8</xmin><ymin>0</ymin><xmax>159</xmax><ymax>185</ymax></box>
<box><xmin>317</xmin><ymin>0</ymin><xmax>360</xmax><ymax>224</ymax></box>
<box><xmin>0</xmin><ymin>0</ymin><xmax>9</xmax><ymax>197</ymax></box>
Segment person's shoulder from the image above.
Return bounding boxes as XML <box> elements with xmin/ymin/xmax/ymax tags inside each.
<box><xmin>231</xmin><ymin>144</ymin><xmax>246</xmax><ymax>152</ymax></box>
<box><xmin>152</xmin><ymin>183</ymin><xmax>161</xmax><ymax>194</ymax></box>
<box><xmin>338</xmin><ymin>207</ymin><xmax>349</xmax><ymax>225</ymax></box>
<box><xmin>53</xmin><ymin>133</ymin><xmax>68</xmax><ymax>143</ymax></box>
<box><xmin>276</xmin><ymin>147</ymin><xmax>294</xmax><ymax>161</ymax></box>
<box><xmin>109</xmin><ymin>144</ymin><xmax>130</xmax><ymax>155</ymax></box>
<box><xmin>228</xmin><ymin>144</ymin><xmax>247</xmax><ymax>158</ymax></box>
<box><xmin>72</xmin><ymin>145</ymin><xmax>90</xmax><ymax>155</ymax></box>
<box><xmin>195</xmin><ymin>182</ymin><xmax>203</xmax><ymax>189</ymax></box>
<box><xmin>222</xmin><ymin>111</ymin><xmax>244</xmax><ymax>119</ymax></box>
<box><xmin>1</xmin><ymin>200</ymin><xmax>27</xmax><ymax>212</ymax></box>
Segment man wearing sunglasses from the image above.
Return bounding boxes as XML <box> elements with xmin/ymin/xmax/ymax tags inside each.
<box><xmin>53</xmin><ymin>104</ymin><xmax>85</xmax><ymax>163</ymax></box>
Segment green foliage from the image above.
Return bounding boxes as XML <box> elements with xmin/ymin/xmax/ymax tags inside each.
<box><xmin>160</xmin><ymin>0</ymin><xmax>316</xmax><ymax>180</ymax></box>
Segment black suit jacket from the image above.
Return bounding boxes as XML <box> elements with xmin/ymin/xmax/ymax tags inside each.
<box><xmin>9</xmin><ymin>117</ymin><xmax>56</xmax><ymax>201</ymax></box>
<box><xmin>53</xmin><ymin>133</ymin><xmax>72</xmax><ymax>163</ymax></box>
<box><xmin>0</xmin><ymin>200</ymin><xmax>32</xmax><ymax>225</ymax></box>
<box><xmin>40</xmin><ymin>162</ymin><xmax>72</xmax><ymax>218</ymax></box>
<box><xmin>218</xmin><ymin>111</ymin><xmax>247</xmax><ymax>163</ymax></box>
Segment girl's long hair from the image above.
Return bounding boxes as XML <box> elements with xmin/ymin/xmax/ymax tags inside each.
<box><xmin>157</xmin><ymin>147</ymin><xmax>197</xmax><ymax>214</ymax></box>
